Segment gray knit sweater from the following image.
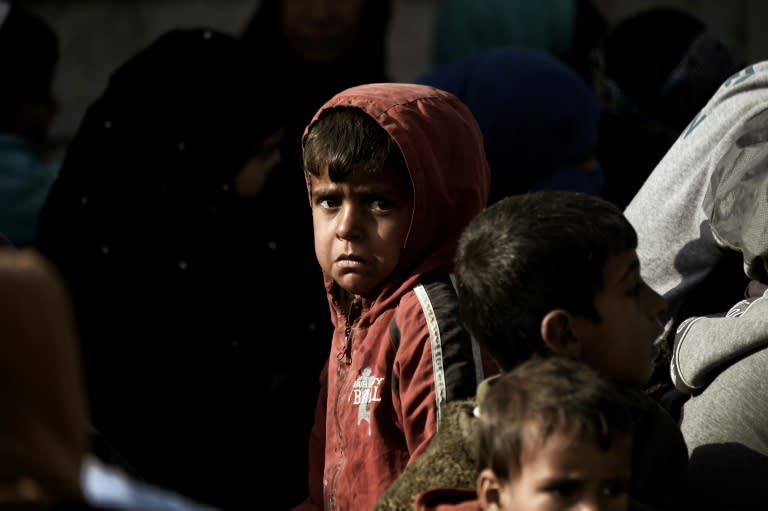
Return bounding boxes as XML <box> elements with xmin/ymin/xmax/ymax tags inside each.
<box><xmin>626</xmin><ymin>60</ymin><xmax>768</xmax><ymax>509</ymax></box>
<box><xmin>625</xmin><ymin>61</ymin><xmax>768</xmax><ymax>321</ymax></box>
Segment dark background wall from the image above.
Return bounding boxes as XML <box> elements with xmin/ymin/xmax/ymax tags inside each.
<box><xmin>15</xmin><ymin>0</ymin><xmax>768</xmax><ymax>153</ymax></box>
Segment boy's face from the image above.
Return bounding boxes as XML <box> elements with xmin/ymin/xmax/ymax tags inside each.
<box><xmin>483</xmin><ymin>431</ymin><xmax>632</xmax><ymax>511</ymax></box>
<box><xmin>571</xmin><ymin>250</ymin><xmax>667</xmax><ymax>386</ymax></box>
<box><xmin>310</xmin><ymin>164</ymin><xmax>413</xmax><ymax>296</ymax></box>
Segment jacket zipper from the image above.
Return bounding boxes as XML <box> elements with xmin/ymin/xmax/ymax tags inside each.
<box><xmin>329</xmin><ymin>296</ymin><xmax>361</xmax><ymax>508</ymax></box>
<box><xmin>336</xmin><ymin>297</ymin><xmax>359</xmax><ymax>365</ymax></box>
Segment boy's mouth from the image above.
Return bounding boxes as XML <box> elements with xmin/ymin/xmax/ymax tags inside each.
<box><xmin>335</xmin><ymin>254</ymin><xmax>367</xmax><ymax>269</ymax></box>
<box><xmin>336</xmin><ymin>253</ymin><xmax>365</xmax><ymax>262</ymax></box>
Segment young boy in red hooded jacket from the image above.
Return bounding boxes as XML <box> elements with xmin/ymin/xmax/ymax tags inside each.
<box><xmin>292</xmin><ymin>83</ymin><xmax>493</xmax><ymax>511</ymax></box>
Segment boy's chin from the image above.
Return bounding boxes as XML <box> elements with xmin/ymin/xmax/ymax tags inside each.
<box><xmin>337</xmin><ymin>278</ymin><xmax>380</xmax><ymax>298</ymax></box>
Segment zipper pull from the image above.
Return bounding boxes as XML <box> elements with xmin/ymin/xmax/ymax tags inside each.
<box><xmin>336</xmin><ymin>297</ymin><xmax>359</xmax><ymax>365</ymax></box>
<box><xmin>336</xmin><ymin>321</ymin><xmax>352</xmax><ymax>365</ymax></box>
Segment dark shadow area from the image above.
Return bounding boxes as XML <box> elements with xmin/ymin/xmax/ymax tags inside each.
<box><xmin>687</xmin><ymin>442</ymin><xmax>768</xmax><ymax>509</ymax></box>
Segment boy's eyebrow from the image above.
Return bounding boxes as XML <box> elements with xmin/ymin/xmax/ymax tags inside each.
<box><xmin>316</xmin><ymin>182</ymin><xmax>404</xmax><ymax>195</ymax></box>
<box><xmin>308</xmin><ymin>179</ymin><xmax>339</xmax><ymax>194</ymax></box>
<box><xmin>354</xmin><ymin>184</ymin><xmax>405</xmax><ymax>195</ymax></box>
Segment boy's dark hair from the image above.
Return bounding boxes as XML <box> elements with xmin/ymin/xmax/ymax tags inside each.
<box><xmin>476</xmin><ymin>355</ymin><xmax>634</xmax><ymax>480</ymax></box>
<box><xmin>0</xmin><ymin>2</ymin><xmax>59</xmax><ymax>127</ymax></box>
<box><xmin>303</xmin><ymin>107</ymin><xmax>406</xmax><ymax>181</ymax></box>
<box><xmin>455</xmin><ymin>191</ymin><xmax>637</xmax><ymax>371</ymax></box>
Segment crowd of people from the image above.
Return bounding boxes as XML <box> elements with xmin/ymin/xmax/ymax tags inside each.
<box><xmin>0</xmin><ymin>1</ymin><xmax>765</xmax><ymax>510</ymax></box>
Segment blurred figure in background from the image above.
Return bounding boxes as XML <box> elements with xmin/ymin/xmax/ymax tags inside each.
<box><xmin>36</xmin><ymin>28</ymin><xmax>328</xmax><ymax>510</ymax></box>
<box><xmin>241</xmin><ymin>0</ymin><xmax>392</xmax><ymax>173</ymax></box>
<box><xmin>430</xmin><ymin>0</ymin><xmax>607</xmax><ymax>83</ymax></box>
<box><xmin>0</xmin><ymin>0</ymin><xmax>61</xmax><ymax>247</ymax></box>
<box><xmin>418</xmin><ymin>47</ymin><xmax>604</xmax><ymax>205</ymax></box>
<box><xmin>591</xmin><ymin>6</ymin><xmax>745</xmax><ymax>209</ymax></box>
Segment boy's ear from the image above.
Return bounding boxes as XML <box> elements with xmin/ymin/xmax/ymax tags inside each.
<box><xmin>477</xmin><ymin>468</ymin><xmax>503</xmax><ymax>511</ymax></box>
<box><xmin>540</xmin><ymin>309</ymin><xmax>582</xmax><ymax>359</ymax></box>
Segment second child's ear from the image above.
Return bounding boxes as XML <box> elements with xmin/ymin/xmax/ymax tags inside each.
<box><xmin>541</xmin><ymin>309</ymin><xmax>581</xmax><ymax>359</ymax></box>
<box><xmin>477</xmin><ymin>468</ymin><xmax>503</xmax><ymax>511</ymax></box>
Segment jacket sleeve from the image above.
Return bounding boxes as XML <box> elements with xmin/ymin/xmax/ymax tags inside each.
<box><xmin>672</xmin><ymin>289</ymin><xmax>768</xmax><ymax>394</ymax></box>
<box><xmin>292</xmin><ymin>361</ymin><xmax>329</xmax><ymax>511</ymax></box>
<box><xmin>391</xmin><ymin>287</ymin><xmax>481</xmax><ymax>460</ymax></box>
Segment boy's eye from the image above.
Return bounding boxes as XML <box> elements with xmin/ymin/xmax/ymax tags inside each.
<box><xmin>601</xmin><ymin>480</ymin><xmax>628</xmax><ymax>497</ymax></box>
<box><xmin>370</xmin><ymin>199</ymin><xmax>392</xmax><ymax>211</ymax></box>
<box><xmin>317</xmin><ymin>197</ymin><xmax>340</xmax><ymax>209</ymax></box>
<box><xmin>544</xmin><ymin>480</ymin><xmax>579</xmax><ymax>498</ymax></box>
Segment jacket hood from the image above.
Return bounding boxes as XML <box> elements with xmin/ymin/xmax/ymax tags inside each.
<box><xmin>672</xmin><ymin>281</ymin><xmax>768</xmax><ymax>393</ymax></box>
<box><xmin>303</xmin><ymin>83</ymin><xmax>490</xmax><ymax>304</ymax></box>
<box><xmin>0</xmin><ymin>248</ymin><xmax>88</xmax><ymax>502</ymax></box>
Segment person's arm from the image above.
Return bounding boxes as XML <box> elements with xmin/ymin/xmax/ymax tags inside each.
<box><xmin>391</xmin><ymin>281</ymin><xmax>483</xmax><ymax>460</ymax></box>
<box><xmin>374</xmin><ymin>401</ymin><xmax>478</xmax><ymax>511</ymax></box>
<box><xmin>625</xmin><ymin>62</ymin><xmax>768</xmax><ymax>322</ymax></box>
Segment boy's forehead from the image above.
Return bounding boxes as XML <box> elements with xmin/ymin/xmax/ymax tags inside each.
<box><xmin>521</xmin><ymin>427</ymin><xmax>633</xmax><ymax>465</ymax></box>
<box><xmin>313</xmin><ymin>162</ymin><xmax>412</xmax><ymax>190</ymax></box>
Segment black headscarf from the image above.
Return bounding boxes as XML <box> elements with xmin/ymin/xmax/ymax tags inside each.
<box><xmin>592</xmin><ymin>7</ymin><xmax>745</xmax><ymax>209</ymax></box>
<box><xmin>36</xmin><ymin>28</ymin><xmax>329</xmax><ymax>510</ymax></box>
<box><xmin>0</xmin><ymin>1</ymin><xmax>58</xmax><ymax>134</ymax></box>
<box><xmin>241</xmin><ymin>0</ymin><xmax>393</xmax><ymax>169</ymax></box>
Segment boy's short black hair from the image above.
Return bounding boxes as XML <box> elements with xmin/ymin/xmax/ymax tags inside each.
<box><xmin>0</xmin><ymin>3</ymin><xmax>59</xmax><ymax>124</ymax></box>
<box><xmin>303</xmin><ymin>107</ymin><xmax>406</xmax><ymax>181</ymax></box>
<box><xmin>476</xmin><ymin>355</ymin><xmax>634</xmax><ymax>481</ymax></box>
<box><xmin>455</xmin><ymin>191</ymin><xmax>637</xmax><ymax>371</ymax></box>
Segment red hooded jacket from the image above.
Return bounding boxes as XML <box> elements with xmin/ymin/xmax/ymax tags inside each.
<box><xmin>293</xmin><ymin>83</ymin><xmax>492</xmax><ymax>511</ymax></box>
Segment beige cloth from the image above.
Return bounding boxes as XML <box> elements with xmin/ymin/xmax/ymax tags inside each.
<box><xmin>0</xmin><ymin>248</ymin><xmax>88</xmax><ymax>503</ymax></box>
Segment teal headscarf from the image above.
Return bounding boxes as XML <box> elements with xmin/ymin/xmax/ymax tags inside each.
<box><xmin>432</xmin><ymin>0</ymin><xmax>576</xmax><ymax>67</ymax></box>
<box><xmin>0</xmin><ymin>134</ymin><xmax>59</xmax><ymax>246</ymax></box>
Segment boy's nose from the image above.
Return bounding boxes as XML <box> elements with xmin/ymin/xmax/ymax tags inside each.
<box><xmin>335</xmin><ymin>204</ymin><xmax>363</xmax><ymax>240</ymax></box>
<box><xmin>574</xmin><ymin>501</ymin><xmax>597</xmax><ymax>511</ymax></box>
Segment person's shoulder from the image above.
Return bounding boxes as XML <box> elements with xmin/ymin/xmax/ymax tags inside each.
<box><xmin>623</xmin><ymin>387</ymin><xmax>675</xmax><ymax>421</ymax></box>
<box><xmin>415</xmin><ymin>398</ymin><xmax>477</xmax><ymax>467</ymax></box>
<box><xmin>442</xmin><ymin>398</ymin><xmax>477</xmax><ymax>434</ymax></box>
<box><xmin>388</xmin><ymin>273</ymin><xmax>469</xmax><ymax>352</ymax></box>
<box><xmin>374</xmin><ymin>398</ymin><xmax>479</xmax><ymax>511</ymax></box>
<box><xmin>622</xmin><ymin>386</ymin><xmax>686</xmax><ymax>451</ymax></box>
<box><xmin>391</xmin><ymin>273</ymin><xmax>462</xmax><ymax>320</ymax></box>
